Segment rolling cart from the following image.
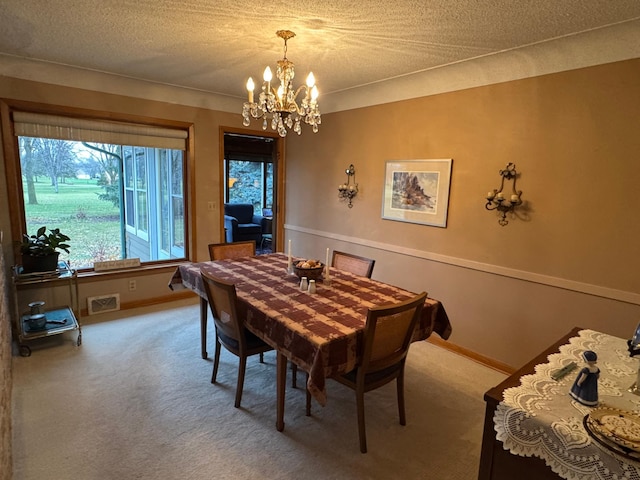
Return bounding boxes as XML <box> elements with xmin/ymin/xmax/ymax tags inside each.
<box><xmin>12</xmin><ymin>261</ymin><xmax>82</xmax><ymax>356</ymax></box>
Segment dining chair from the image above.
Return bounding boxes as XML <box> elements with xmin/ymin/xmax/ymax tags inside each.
<box><xmin>211</xmin><ymin>235</ymin><xmax>295</xmax><ymax>390</ymax></box>
<box><xmin>208</xmin><ymin>240</ymin><xmax>256</xmax><ymax>261</ymax></box>
<box><xmin>331</xmin><ymin>250</ymin><xmax>375</xmax><ymax>278</ymax></box>
<box><xmin>326</xmin><ymin>291</ymin><xmax>428</xmax><ymax>453</ymax></box>
<box><xmin>201</xmin><ymin>271</ymin><xmax>273</xmax><ymax>408</ymax></box>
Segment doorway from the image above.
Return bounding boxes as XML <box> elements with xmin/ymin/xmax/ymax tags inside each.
<box><xmin>221</xmin><ymin>130</ymin><xmax>283</xmax><ymax>254</ymax></box>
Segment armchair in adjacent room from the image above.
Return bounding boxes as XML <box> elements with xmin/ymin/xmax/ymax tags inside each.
<box><xmin>224</xmin><ymin>203</ymin><xmax>268</xmax><ymax>244</ymax></box>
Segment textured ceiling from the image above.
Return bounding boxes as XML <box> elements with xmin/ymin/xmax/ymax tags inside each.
<box><xmin>0</xmin><ymin>0</ymin><xmax>639</xmax><ymax>101</ymax></box>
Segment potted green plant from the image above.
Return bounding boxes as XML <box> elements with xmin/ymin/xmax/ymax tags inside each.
<box><xmin>19</xmin><ymin>226</ymin><xmax>71</xmax><ymax>273</ymax></box>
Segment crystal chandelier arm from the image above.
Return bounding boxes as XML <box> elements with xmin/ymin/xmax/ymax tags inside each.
<box><xmin>287</xmin><ymin>85</ymin><xmax>311</xmax><ymax>113</ymax></box>
<box><xmin>292</xmin><ymin>85</ymin><xmax>309</xmax><ymax>100</ymax></box>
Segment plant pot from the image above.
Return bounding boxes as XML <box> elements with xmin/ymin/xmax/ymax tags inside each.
<box><xmin>22</xmin><ymin>252</ymin><xmax>60</xmax><ymax>273</ymax></box>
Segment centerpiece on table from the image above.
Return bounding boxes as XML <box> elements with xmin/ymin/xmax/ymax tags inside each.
<box><xmin>293</xmin><ymin>259</ymin><xmax>325</xmax><ymax>281</ymax></box>
<box><xmin>19</xmin><ymin>226</ymin><xmax>71</xmax><ymax>273</ymax></box>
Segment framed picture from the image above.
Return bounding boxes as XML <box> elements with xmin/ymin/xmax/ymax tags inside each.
<box><xmin>382</xmin><ymin>159</ymin><xmax>453</xmax><ymax>227</ymax></box>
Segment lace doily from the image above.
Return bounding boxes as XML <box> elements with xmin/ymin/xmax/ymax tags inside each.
<box><xmin>494</xmin><ymin>329</ymin><xmax>640</xmax><ymax>480</ymax></box>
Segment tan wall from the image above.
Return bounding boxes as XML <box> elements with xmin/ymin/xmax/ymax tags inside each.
<box><xmin>285</xmin><ymin>59</ymin><xmax>640</xmax><ymax>368</ymax></box>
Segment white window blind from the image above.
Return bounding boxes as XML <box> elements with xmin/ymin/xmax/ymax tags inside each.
<box><xmin>13</xmin><ymin>112</ymin><xmax>187</xmax><ymax>150</ymax></box>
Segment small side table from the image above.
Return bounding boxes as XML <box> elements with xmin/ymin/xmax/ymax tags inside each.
<box><xmin>12</xmin><ymin>261</ymin><xmax>82</xmax><ymax>356</ymax></box>
<box><xmin>18</xmin><ymin>306</ymin><xmax>81</xmax><ymax>357</ymax></box>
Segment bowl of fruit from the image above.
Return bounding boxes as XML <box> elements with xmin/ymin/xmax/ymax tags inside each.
<box><xmin>293</xmin><ymin>259</ymin><xmax>325</xmax><ymax>281</ymax></box>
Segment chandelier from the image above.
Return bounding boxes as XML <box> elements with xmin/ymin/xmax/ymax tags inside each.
<box><xmin>242</xmin><ymin>30</ymin><xmax>321</xmax><ymax>137</ymax></box>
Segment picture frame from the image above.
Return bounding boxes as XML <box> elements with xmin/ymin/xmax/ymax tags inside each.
<box><xmin>382</xmin><ymin>159</ymin><xmax>453</xmax><ymax>227</ymax></box>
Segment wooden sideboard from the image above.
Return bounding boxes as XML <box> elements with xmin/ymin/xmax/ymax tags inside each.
<box><xmin>477</xmin><ymin>327</ymin><xmax>582</xmax><ymax>480</ymax></box>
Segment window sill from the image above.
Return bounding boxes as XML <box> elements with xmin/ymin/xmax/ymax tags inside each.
<box><xmin>77</xmin><ymin>261</ymin><xmax>190</xmax><ymax>283</ymax></box>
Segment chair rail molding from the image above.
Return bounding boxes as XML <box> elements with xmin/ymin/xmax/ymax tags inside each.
<box><xmin>284</xmin><ymin>224</ymin><xmax>640</xmax><ymax>306</ymax></box>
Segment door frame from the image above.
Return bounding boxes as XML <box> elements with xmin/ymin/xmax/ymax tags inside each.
<box><xmin>219</xmin><ymin>126</ymin><xmax>285</xmax><ymax>252</ymax></box>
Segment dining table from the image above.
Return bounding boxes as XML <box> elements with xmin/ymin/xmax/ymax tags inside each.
<box><xmin>169</xmin><ymin>252</ymin><xmax>452</xmax><ymax>431</ymax></box>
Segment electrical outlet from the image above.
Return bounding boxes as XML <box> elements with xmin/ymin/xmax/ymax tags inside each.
<box><xmin>128</xmin><ymin>280</ymin><xmax>136</xmax><ymax>291</ymax></box>
<box><xmin>207</xmin><ymin>201</ymin><xmax>215</xmax><ymax>211</ymax></box>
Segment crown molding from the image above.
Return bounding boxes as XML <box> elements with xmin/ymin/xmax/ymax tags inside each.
<box><xmin>0</xmin><ymin>20</ymin><xmax>638</xmax><ymax>114</ymax></box>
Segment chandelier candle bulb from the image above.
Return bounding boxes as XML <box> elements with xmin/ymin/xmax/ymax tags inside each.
<box><xmin>306</xmin><ymin>72</ymin><xmax>315</xmax><ymax>87</ymax></box>
<box><xmin>306</xmin><ymin>73</ymin><xmax>315</xmax><ymax>99</ymax></box>
<box><xmin>246</xmin><ymin>78</ymin><xmax>254</xmax><ymax>103</ymax></box>
<box><xmin>511</xmin><ymin>194</ymin><xmax>519</xmax><ymax>203</ymax></box>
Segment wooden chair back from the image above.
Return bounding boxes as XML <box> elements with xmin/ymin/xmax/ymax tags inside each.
<box><xmin>328</xmin><ymin>291</ymin><xmax>428</xmax><ymax>453</ymax></box>
<box><xmin>208</xmin><ymin>241</ymin><xmax>256</xmax><ymax>261</ymax></box>
<box><xmin>361</xmin><ymin>292</ymin><xmax>427</xmax><ymax>374</ymax></box>
<box><xmin>201</xmin><ymin>271</ymin><xmax>243</xmax><ymax>346</ymax></box>
<box><xmin>331</xmin><ymin>250</ymin><xmax>375</xmax><ymax>278</ymax></box>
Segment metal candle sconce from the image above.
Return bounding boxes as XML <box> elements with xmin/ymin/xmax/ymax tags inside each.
<box><xmin>485</xmin><ymin>162</ymin><xmax>523</xmax><ymax>226</ymax></box>
<box><xmin>338</xmin><ymin>164</ymin><xmax>358</xmax><ymax>208</ymax></box>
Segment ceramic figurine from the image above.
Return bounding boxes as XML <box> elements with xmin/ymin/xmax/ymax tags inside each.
<box><xmin>569</xmin><ymin>350</ymin><xmax>599</xmax><ymax>406</ymax></box>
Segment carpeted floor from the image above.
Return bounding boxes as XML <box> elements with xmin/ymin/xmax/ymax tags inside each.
<box><xmin>11</xmin><ymin>299</ymin><xmax>505</xmax><ymax>479</ymax></box>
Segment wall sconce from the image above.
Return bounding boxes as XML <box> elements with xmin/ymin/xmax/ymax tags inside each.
<box><xmin>485</xmin><ymin>162</ymin><xmax>523</xmax><ymax>226</ymax></box>
<box><xmin>338</xmin><ymin>164</ymin><xmax>358</xmax><ymax>208</ymax></box>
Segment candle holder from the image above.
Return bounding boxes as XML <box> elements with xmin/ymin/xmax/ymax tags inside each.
<box><xmin>485</xmin><ymin>162</ymin><xmax>523</xmax><ymax>226</ymax></box>
<box><xmin>338</xmin><ymin>164</ymin><xmax>358</xmax><ymax>208</ymax></box>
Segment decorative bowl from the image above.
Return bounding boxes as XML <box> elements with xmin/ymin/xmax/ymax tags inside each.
<box><xmin>27</xmin><ymin>313</ymin><xmax>47</xmax><ymax>330</ymax></box>
<box><xmin>293</xmin><ymin>261</ymin><xmax>325</xmax><ymax>281</ymax></box>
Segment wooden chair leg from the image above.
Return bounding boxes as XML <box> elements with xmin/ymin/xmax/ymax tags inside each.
<box><xmin>200</xmin><ymin>298</ymin><xmax>208</xmax><ymax>359</ymax></box>
<box><xmin>211</xmin><ymin>337</ymin><xmax>222</xmax><ymax>384</ymax></box>
<box><xmin>291</xmin><ymin>363</ymin><xmax>298</xmax><ymax>388</ymax></box>
<box><xmin>305</xmin><ymin>372</ymin><xmax>311</xmax><ymax>416</ymax></box>
<box><xmin>397</xmin><ymin>373</ymin><xmax>406</xmax><ymax>425</ymax></box>
<box><xmin>356</xmin><ymin>387</ymin><xmax>367</xmax><ymax>453</ymax></box>
<box><xmin>235</xmin><ymin>355</ymin><xmax>248</xmax><ymax>408</ymax></box>
<box><xmin>260</xmin><ymin>352</ymin><xmax>264</xmax><ymax>363</ymax></box>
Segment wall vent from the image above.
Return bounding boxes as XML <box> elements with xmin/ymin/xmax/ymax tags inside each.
<box><xmin>87</xmin><ymin>293</ymin><xmax>120</xmax><ymax>315</ymax></box>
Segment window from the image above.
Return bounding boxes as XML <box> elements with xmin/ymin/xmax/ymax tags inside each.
<box><xmin>225</xmin><ymin>159</ymin><xmax>273</xmax><ymax>211</ymax></box>
<box><xmin>8</xmin><ymin>109</ymin><xmax>189</xmax><ymax>269</ymax></box>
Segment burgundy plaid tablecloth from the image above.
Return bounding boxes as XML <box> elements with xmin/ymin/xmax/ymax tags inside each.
<box><xmin>170</xmin><ymin>253</ymin><xmax>452</xmax><ymax>405</ymax></box>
